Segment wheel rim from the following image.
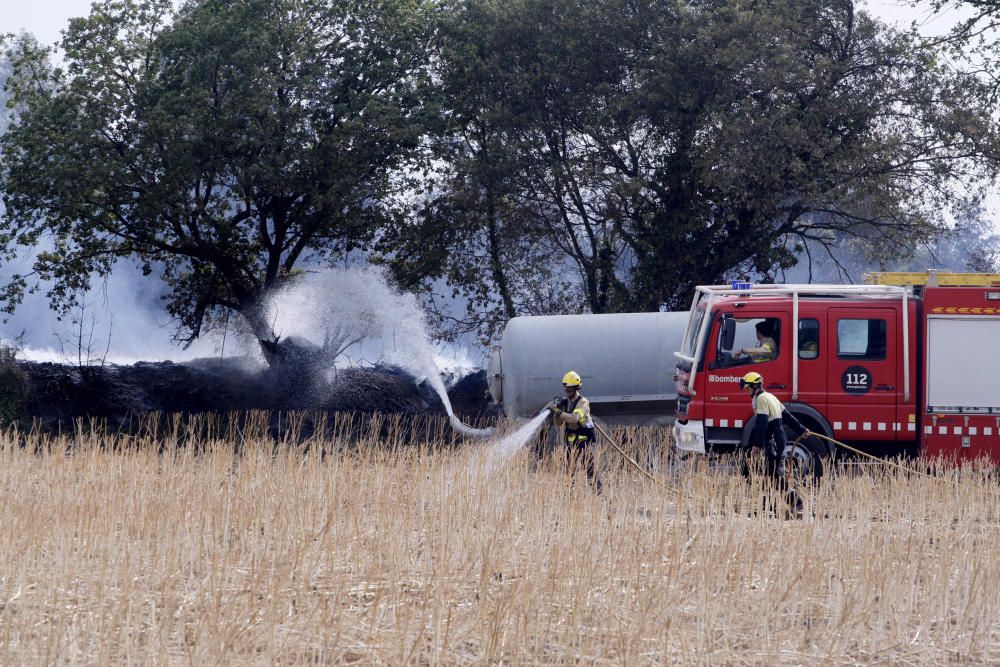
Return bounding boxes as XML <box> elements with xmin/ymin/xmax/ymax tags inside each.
<box><xmin>783</xmin><ymin>443</ymin><xmax>816</xmax><ymax>478</ymax></box>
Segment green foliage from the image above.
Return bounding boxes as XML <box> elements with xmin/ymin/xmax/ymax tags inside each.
<box><xmin>390</xmin><ymin>0</ymin><xmax>998</xmax><ymax>344</ymax></box>
<box><xmin>1</xmin><ymin>0</ymin><xmax>997</xmax><ymax>352</ymax></box>
<box><xmin>0</xmin><ymin>338</ymin><xmax>28</xmax><ymax>427</ymax></box>
<box><xmin>0</xmin><ymin>0</ymin><xmax>436</xmax><ymax>348</ymax></box>
<box><xmin>383</xmin><ymin>0</ymin><xmax>589</xmax><ymax>344</ymax></box>
<box><xmin>783</xmin><ymin>204</ymin><xmax>1000</xmax><ymax>282</ymax></box>
<box><xmin>928</xmin><ymin>1</ymin><xmax>1000</xmax><ymax>98</ymax></box>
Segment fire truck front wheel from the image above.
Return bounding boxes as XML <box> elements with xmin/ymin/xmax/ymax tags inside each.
<box><xmin>738</xmin><ymin>417</ymin><xmax>831</xmax><ymax>480</ymax></box>
<box><xmin>736</xmin><ymin>424</ymin><xmax>827</xmax><ymax>479</ymax></box>
<box><xmin>782</xmin><ymin>435</ymin><xmax>825</xmax><ymax>480</ymax></box>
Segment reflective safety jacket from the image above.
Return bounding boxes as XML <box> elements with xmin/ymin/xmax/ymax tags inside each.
<box><xmin>556</xmin><ymin>394</ymin><xmax>596</xmax><ymax>447</ymax></box>
<box><xmin>748</xmin><ymin>336</ymin><xmax>776</xmax><ymax>363</ymax></box>
<box><xmin>752</xmin><ymin>390</ymin><xmax>784</xmax><ymax>420</ymax></box>
<box><xmin>749</xmin><ymin>389</ymin><xmax>807</xmax><ymax>452</ymax></box>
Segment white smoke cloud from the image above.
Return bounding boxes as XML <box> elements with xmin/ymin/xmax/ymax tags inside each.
<box><xmin>0</xmin><ymin>257</ymin><xmax>229</xmax><ymax>364</ymax></box>
<box><xmin>262</xmin><ymin>266</ymin><xmax>489</xmax><ymax>435</ymax></box>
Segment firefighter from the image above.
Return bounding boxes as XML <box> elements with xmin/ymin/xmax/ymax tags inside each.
<box><xmin>736</xmin><ymin>321</ymin><xmax>777</xmax><ymax>363</ymax></box>
<box><xmin>740</xmin><ymin>371</ymin><xmax>810</xmax><ymax>514</ymax></box>
<box><xmin>546</xmin><ymin>371</ymin><xmax>602</xmax><ymax>493</ymax></box>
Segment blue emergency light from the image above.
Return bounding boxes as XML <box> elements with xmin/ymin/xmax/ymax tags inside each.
<box><xmin>730</xmin><ymin>280</ymin><xmax>752</xmax><ymax>290</ymax></box>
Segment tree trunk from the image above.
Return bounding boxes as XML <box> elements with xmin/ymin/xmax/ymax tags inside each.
<box><xmin>486</xmin><ymin>188</ymin><xmax>517</xmax><ymax>320</ymax></box>
<box><xmin>237</xmin><ymin>297</ymin><xmax>283</xmax><ymax>365</ymax></box>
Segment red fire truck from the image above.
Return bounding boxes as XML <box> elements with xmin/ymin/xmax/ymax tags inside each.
<box><xmin>672</xmin><ymin>271</ymin><xmax>1000</xmax><ymax>474</ymax></box>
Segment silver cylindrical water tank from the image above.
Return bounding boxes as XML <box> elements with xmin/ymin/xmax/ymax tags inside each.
<box><xmin>489</xmin><ymin>312</ymin><xmax>688</xmax><ymax>425</ymax></box>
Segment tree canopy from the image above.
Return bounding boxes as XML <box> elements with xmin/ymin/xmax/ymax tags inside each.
<box><xmin>1</xmin><ymin>0</ymin><xmax>435</xmax><ymax>354</ymax></box>
<box><xmin>924</xmin><ymin>0</ymin><xmax>1000</xmax><ymax>272</ymax></box>
<box><xmin>929</xmin><ymin>0</ymin><xmax>1000</xmax><ymax>98</ymax></box>
<box><xmin>389</xmin><ymin>0</ymin><xmax>998</xmax><ymax>344</ymax></box>
<box><xmin>2</xmin><ymin>0</ymin><xmax>997</xmax><ymax>352</ymax></box>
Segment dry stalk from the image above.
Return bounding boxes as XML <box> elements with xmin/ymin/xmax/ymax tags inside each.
<box><xmin>0</xmin><ymin>415</ymin><xmax>997</xmax><ymax>664</ymax></box>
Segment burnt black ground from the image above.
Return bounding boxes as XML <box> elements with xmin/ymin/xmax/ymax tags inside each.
<box><xmin>16</xmin><ymin>358</ymin><xmax>497</xmax><ymax>436</ymax></box>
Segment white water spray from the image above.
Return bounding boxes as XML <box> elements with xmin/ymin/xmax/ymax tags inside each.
<box><xmin>263</xmin><ymin>267</ymin><xmax>492</xmax><ymax>437</ymax></box>
<box><xmin>482</xmin><ymin>409</ymin><xmax>550</xmax><ymax>470</ymax></box>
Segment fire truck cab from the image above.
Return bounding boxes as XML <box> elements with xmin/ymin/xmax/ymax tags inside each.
<box><xmin>672</xmin><ymin>271</ymin><xmax>1000</xmax><ymax>468</ymax></box>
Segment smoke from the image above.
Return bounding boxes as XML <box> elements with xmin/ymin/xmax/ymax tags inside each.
<box><xmin>0</xmin><ymin>261</ymin><xmax>488</xmax><ymax>370</ymax></box>
<box><xmin>263</xmin><ymin>267</ymin><xmax>492</xmax><ymax>435</ymax></box>
<box><xmin>0</xmin><ymin>258</ymin><xmax>229</xmax><ymax>364</ymax></box>
<box><xmin>775</xmin><ymin>206</ymin><xmax>1000</xmax><ymax>285</ymax></box>
<box><xmin>0</xmin><ymin>67</ymin><xmax>468</xmax><ymax>368</ymax></box>
<box><xmin>0</xmin><ymin>45</ymin><xmax>226</xmax><ymax>364</ymax></box>
<box><xmin>1</xmin><ymin>66</ymin><xmax>478</xmax><ymax>367</ymax></box>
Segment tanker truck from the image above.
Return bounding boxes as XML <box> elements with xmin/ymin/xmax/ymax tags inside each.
<box><xmin>487</xmin><ymin>312</ymin><xmax>689</xmax><ymax>425</ymax></box>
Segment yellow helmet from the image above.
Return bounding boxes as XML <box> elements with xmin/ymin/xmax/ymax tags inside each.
<box><xmin>561</xmin><ymin>371</ymin><xmax>582</xmax><ymax>388</ymax></box>
<box><xmin>739</xmin><ymin>371</ymin><xmax>763</xmax><ymax>389</ymax></box>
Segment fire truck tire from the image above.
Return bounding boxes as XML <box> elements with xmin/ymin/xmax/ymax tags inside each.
<box><xmin>783</xmin><ymin>432</ymin><xmax>825</xmax><ymax>480</ymax></box>
<box><xmin>735</xmin><ymin>428</ymin><xmax>827</xmax><ymax>480</ymax></box>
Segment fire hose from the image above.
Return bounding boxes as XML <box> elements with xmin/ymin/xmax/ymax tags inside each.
<box><xmin>790</xmin><ymin>430</ymin><xmax>942</xmax><ymax>481</ymax></box>
<box><xmin>588</xmin><ymin>414</ymin><xmax>997</xmax><ymax>510</ymax></box>
<box><xmin>593</xmin><ymin>422</ymin><xmax>677</xmax><ymax>492</ymax></box>
<box><xmin>594</xmin><ymin>421</ymin><xmax>976</xmax><ymax>493</ymax></box>
<box><xmin>788</xmin><ymin>430</ymin><xmax>1000</xmax><ymax>502</ymax></box>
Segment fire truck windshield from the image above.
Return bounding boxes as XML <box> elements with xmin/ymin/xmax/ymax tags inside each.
<box><xmin>680</xmin><ymin>300</ymin><xmax>708</xmax><ymax>359</ymax></box>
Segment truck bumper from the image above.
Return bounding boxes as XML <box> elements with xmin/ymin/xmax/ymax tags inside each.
<box><xmin>673</xmin><ymin>420</ymin><xmax>706</xmax><ymax>454</ymax></box>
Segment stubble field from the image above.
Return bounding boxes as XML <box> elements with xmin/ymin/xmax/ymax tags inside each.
<box><xmin>1</xmin><ymin>413</ymin><xmax>998</xmax><ymax>665</ymax></box>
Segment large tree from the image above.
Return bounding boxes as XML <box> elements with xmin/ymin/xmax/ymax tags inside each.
<box><xmin>387</xmin><ymin>0</ymin><xmax>634</xmax><ymax>344</ymax></box>
<box><xmin>0</xmin><ymin>0</ymin><xmax>435</xmax><ymax>357</ymax></box>
<box><xmin>383</xmin><ymin>0</ymin><xmax>589</xmax><ymax>345</ymax></box>
<box><xmin>612</xmin><ymin>0</ymin><xmax>998</xmax><ymax>308</ymax></box>
<box><xmin>396</xmin><ymin>0</ymin><xmax>997</xmax><ymax>343</ymax></box>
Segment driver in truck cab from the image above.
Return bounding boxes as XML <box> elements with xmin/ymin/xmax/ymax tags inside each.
<box><xmin>546</xmin><ymin>371</ymin><xmax>602</xmax><ymax>493</ymax></box>
<box><xmin>736</xmin><ymin>321</ymin><xmax>777</xmax><ymax>363</ymax></box>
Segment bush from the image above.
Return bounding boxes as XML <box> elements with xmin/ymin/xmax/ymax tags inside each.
<box><xmin>0</xmin><ymin>341</ymin><xmax>28</xmax><ymax>427</ymax></box>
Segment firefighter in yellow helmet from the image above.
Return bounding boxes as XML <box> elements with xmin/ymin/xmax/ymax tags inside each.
<box><xmin>545</xmin><ymin>371</ymin><xmax>602</xmax><ymax>493</ymax></box>
<box><xmin>740</xmin><ymin>371</ymin><xmax>811</xmax><ymax>515</ymax></box>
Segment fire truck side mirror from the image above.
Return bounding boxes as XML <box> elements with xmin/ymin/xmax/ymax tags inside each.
<box><xmin>720</xmin><ymin>317</ymin><xmax>736</xmax><ymax>351</ymax></box>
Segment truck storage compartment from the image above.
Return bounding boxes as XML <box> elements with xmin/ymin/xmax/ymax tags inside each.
<box><xmin>924</xmin><ymin>315</ymin><xmax>1000</xmax><ymax>461</ymax></box>
<box><xmin>926</xmin><ymin>317</ymin><xmax>1000</xmax><ymax>412</ymax></box>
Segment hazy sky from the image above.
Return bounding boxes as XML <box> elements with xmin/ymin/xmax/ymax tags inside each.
<box><xmin>0</xmin><ymin>1</ymin><xmax>976</xmax><ymax>46</ymax></box>
<box><xmin>5</xmin><ymin>1</ymin><xmax>134</xmax><ymax>45</ymax></box>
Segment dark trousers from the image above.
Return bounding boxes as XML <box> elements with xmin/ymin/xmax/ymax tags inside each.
<box><xmin>565</xmin><ymin>432</ymin><xmax>602</xmax><ymax>493</ymax></box>
<box><xmin>764</xmin><ymin>418</ymin><xmax>788</xmax><ymax>477</ymax></box>
<box><xmin>761</xmin><ymin>419</ymin><xmax>801</xmax><ymax>515</ymax></box>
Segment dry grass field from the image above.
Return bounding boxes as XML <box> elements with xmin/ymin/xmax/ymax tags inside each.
<box><xmin>1</xmin><ymin>413</ymin><xmax>999</xmax><ymax>665</ymax></box>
